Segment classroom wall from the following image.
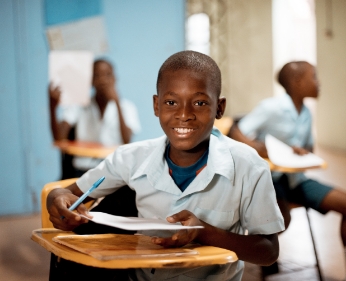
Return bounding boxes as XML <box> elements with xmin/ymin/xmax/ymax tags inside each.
<box><xmin>225</xmin><ymin>0</ymin><xmax>273</xmax><ymax>117</ymax></box>
<box><xmin>0</xmin><ymin>0</ymin><xmax>185</xmax><ymax>216</ymax></box>
<box><xmin>315</xmin><ymin>0</ymin><xmax>346</xmax><ymax>151</ymax></box>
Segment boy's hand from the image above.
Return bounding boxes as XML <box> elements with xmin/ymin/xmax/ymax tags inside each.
<box><xmin>103</xmin><ymin>87</ymin><xmax>120</xmax><ymax>103</ymax></box>
<box><xmin>49</xmin><ymin>83</ymin><xmax>61</xmax><ymax>107</ymax></box>
<box><xmin>292</xmin><ymin>146</ymin><xmax>309</xmax><ymax>155</ymax></box>
<box><xmin>47</xmin><ymin>192</ymin><xmax>91</xmax><ymax>231</ymax></box>
<box><xmin>151</xmin><ymin>210</ymin><xmax>203</xmax><ymax>248</ymax></box>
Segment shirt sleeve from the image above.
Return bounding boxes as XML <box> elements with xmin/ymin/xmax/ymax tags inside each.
<box><xmin>60</xmin><ymin>105</ymin><xmax>81</xmax><ymax>126</ymax></box>
<box><xmin>240</xmin><ymin>161</ymin><xmax>285</xmax><ymax>235</ymax></box>
<box><xmin>238</xmin><ymin>101</ymin><xmax>272</xmax><ymax>139</ymax></box>
<box><xmin>76</xmin><ymin>147</ymin><xmax>129</xmax><ymax>198</ymax></box>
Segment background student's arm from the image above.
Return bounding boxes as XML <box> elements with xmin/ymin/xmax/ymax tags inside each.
<box><xmin>230</xmin><ymin>123</ymin><xmax>312</xmax><ymax>157</ymax></box>
<box><xmin>152</xmin><ymin>210</ymin><xmax>279</xmax><ymax>266</ymax></box>
<box><xmin>48</xmin><ymin>84</ymin><xmax>72</xmax><ymax>140</ymax></box>
<box><xmin>47</xmin><ymin>183</ymin><xmax>92</xmax><ymax>231</ymax></box>
<box><xmin>104</xmin><ymin>87</ymin><xmax>133</xmax><ymax>144</ymax></box>
<box><xmin>229</xmin><ymin>124</ymin><xmax>268</xmax><ymax>158</ymax></box>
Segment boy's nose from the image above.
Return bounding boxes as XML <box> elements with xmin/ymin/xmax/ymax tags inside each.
<box><xmin>175</xmin><ymin>104</ymin><xmax>195</xmax><ymax>121</ymax></box>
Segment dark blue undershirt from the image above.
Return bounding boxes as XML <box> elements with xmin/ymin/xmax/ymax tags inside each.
<box><xmin>165</xmin><ymin>144</ymin><xmax>209</xmax><ymax>192</ymax></box>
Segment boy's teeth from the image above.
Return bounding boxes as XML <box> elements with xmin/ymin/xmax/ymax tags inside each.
<box><xmin>175</xmin><ymin>128</ymin><xmax>193</xmax><ymax>133</ymax></box>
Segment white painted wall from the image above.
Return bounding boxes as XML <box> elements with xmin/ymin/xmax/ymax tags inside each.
<box><xmin>315</xmin><ymin>0</ymin><xmax>346</xmax><ymax>151</ymax></box>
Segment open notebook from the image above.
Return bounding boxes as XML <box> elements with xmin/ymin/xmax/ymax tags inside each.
<box><xmin>265</xmin><ymin>134</ymin><xmax>325</xmax><ymax>169</ymax></box>
<box><xmin>82</xmin><ymin>212</ymin><xmax>204</xmax><ymax>231</ymax></box>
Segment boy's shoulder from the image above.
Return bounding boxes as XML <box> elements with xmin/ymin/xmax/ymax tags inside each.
<box><xmin>258</xmin><ymin>95</ymin><xmax>284</xmax><ymax>109</ymax></box>
<box><xmin>219</xmin><ymin>134</ymin><xmax>269</xmax><ymax>170</ymax></box>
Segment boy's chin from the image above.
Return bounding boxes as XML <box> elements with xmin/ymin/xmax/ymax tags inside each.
<box><xmin>170</xmin><ymin>140</ymin><xmax>209</xmax><ymax>153</ymax></box>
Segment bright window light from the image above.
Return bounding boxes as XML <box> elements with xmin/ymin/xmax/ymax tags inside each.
<box><xmin>185</xmin><ymin>13</ymin><xmax>210</xmax><ymax>55</ymax></box>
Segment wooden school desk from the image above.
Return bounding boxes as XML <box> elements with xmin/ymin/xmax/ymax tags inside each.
<box><xmin>32</xmin><ymin>179</ymin><xmax>237</xmax><ymax>270</ymax></box>
<box><xmin>32</xmin><ymin>229</ymin><xmax>237</xmax><ymax>269</ymax></box>
<box><xmin>265</xmin><ymin>158</ymin><xmax>327</xmax><ymax>173</ymax></box>
<box><xmin>54</xmin><ymin>140</ymin><xmax>117</xmax><ymax>159</ymax></box>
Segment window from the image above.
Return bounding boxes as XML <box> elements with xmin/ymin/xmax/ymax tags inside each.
<box><xmin>185</xmin><ymin>13</ymin><xmax>210</xmax><ymax>55</ymax></box>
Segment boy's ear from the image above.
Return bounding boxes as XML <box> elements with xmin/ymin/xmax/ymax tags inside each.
<box><xmin>215</xmin><ymin>97</ymin><xmax>226</xmax><ymax>119</ymax></box>
<box><xmin>153</xmin><ymin>95</ymin><xmax>159</xmax><ymax>117</ymax></box>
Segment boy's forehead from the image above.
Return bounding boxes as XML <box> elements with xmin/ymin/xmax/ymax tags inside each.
<box><xmin>94</xmin><ymin>61</ymin><xmax>112</xmax><ymax>71</ymax></box>
<box><xmin>158</xmin><ymin>69</ymin><xmax>211</xmax><ymax>92</ymax></box>
<box><xmin>159</xmin><ymin>69</ymin><xmax>210</xmax><ymax>88</ymax></box>
<box><xmin>158</xmin><ymin>70</ymin><xmax>219</xmax><ymax>99</ymax></box>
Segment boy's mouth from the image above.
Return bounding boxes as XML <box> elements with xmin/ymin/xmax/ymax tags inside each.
<box><xmin>174</xmin><ymin>128</ymin><xmax>195</xmax><ymax>134</ymax></box>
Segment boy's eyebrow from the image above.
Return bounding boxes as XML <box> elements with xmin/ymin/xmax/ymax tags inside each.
<box><xmin>162</xmin><ymin>91</ymin><xmax>210</xmax><ymax>98</ymax></box>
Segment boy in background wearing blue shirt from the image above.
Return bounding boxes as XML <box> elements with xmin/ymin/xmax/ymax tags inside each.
<box><xmin>230</xmin><ymin>61</ymin><xmax>346</xmax><ymax>267</ymax></box>
<box><xmin>47</xmin><ymin>51</ymin><xmax>284</xmax><ymax>281</ymax></box>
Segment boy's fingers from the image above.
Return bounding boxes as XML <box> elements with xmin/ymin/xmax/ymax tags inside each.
<box><xmin>76</xmin><ymin>204</ymin><xmax>92</xmax><ymax>219</ymax></box>
<box><xmin>167</xmin><ymin>210</ymin><xmax>192</xmax><ymax>223</ymax></box>
<box><xmin>59</xmin><ymin>208</ymin><xmax>82</xmax><ymax>222</ymax></box>
<box><xmin>152</xmin><ymin>237</ymin><xmax>179</xmax><ymax>247</ymax></box>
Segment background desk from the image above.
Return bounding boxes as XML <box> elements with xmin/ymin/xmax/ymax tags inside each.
<box><xmin>54</xmin><ymin>140</ymin><xmax>117</xmax><ymax>159</ymax></box>
<box><xmin>265</xmin><ymin>158</ymin><xmax>327</xmax><ymax>173</ymax></box>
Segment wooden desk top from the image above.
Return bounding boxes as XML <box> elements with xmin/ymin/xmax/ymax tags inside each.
<box><xmin>32</xmin><ymin>229</ymin><xmax>237</xmax><ymax>269</ymax></box>
<box><xmin>54</xmin><ymin>140</ymin><xmax>117</xmax><ymax>159</ymax></box>
<box><xmin>265</xmin><ymin>158</ymin><xmax>327</xmax><ymax>173</ymax></box>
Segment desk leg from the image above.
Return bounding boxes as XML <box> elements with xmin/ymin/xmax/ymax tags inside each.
<box><xmin>305</xmin><ymin>207</ymin><xmax>323</xmax><ymax>281</ymax></box>
<box><xmin>48</xmin><ymin>253</ymin><xmax>131</xmax><ymax>281</ymax></box>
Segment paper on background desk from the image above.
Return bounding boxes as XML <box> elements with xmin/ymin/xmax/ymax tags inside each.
<box><xmin>83</xmin><ymin>212</ymin><xmax>204</xmax><ymax>231</ymax></box>
<box><xmin>265</xmin><ymin>134</ymin><xmax>325</xmax><ymax>168</ymax></box>
<box><xmin>49</xmin><ymin>50</ymin><xmax>94</xmax><ymax>106</ymax></box>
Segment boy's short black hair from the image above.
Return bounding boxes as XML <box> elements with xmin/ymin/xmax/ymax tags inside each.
<box><xmin>93</xmin><ymin>59</ymin><xmax>114</xmax><ymax>71</ymax></box>
<box><xmin>156</xmin><ymin>50</ymin><xmax>222</xmax><ymax>97</ymax></box>
<box><xmin>277</xmin><ymin>61</ymin><xmax>310</xmax><ymax>91</ymax></box>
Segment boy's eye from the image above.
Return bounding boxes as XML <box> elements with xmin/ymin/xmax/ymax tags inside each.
<box><xmin>194</xmin><ymin>101</ymin><xmax>207</xmax><ymax>106</ymax></box>
<box><xmin>165</xmin><ymin>100</ymin><xmax>176</xmax><ymax>106</ymax></box>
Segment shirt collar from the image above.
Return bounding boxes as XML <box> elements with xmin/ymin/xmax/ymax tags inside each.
<box><xmin>131</xmin><ymin>128</ymin><xmax>235</xmax><ymax>197</ymax></box>
<box><xmin>281</xmin><ymin>93</ymin><xmax>308</xmax><ymax>118</ymax></box>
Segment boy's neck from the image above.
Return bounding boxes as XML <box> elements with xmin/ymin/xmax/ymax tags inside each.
<box><xmin>95</xmin><ymin>94</ymin><xmax>108</xmax><ymax>117</ymax></box>
<box><xmin>287</xmin><ymin>92</ymin><xmax>304</xmax><ymax>114</ymax></box>
<box><xmin>168</xmin><ymin>141</ymin><xmax>209</xmax><ymax>167</ymax></box>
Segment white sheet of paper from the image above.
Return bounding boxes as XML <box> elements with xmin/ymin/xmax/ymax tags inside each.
<box><xmin>49</xmin><ymin>50</ymin><xmax>93</xmax><ymax>106</ymax></box>
<box><xmin>83</xmin><ymin>212</ymin><xmax>204</xmax><ymax>231</ymax></box>
<box><xmin>265</xmin><ymin>134</ymin><xmax>325</xmax><ymax>168</ymax></box>
<box><xmin>46</xmin><ymin>16</ymin><xmax>109</xmax><ymax>56</ymax></box>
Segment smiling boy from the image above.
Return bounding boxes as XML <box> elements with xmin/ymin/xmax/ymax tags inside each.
<box><xmin>47</xmin><ymin>51</ymin><xmax>284</xmax><ymax>281</ymax></box>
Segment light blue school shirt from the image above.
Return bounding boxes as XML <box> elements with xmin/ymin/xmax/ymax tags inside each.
<box><xmin>77</xmin><ymin>128</ymin><xmax>284</xmax><ymax>281</ymax></box>
<box><xmin>238</xmin><ymin>93</ymin><xmax>313</xmax><ymax>188</ymax></box>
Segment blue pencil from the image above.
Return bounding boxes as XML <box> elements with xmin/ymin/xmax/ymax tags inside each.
<box><xmin>68</xmin><ymin>176</ymin><xmax>105</xmax><ymax>212</ymax></box>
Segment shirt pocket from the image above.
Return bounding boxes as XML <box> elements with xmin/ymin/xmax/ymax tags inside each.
<box><xmin>194</xmin><ymin>207</ymin><xmax>234</xmax><ymax>230</ymax></box>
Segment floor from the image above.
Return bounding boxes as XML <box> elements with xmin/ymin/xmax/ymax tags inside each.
<box><xmin>0</xmin><ymin>144</ymin><xmax>345</xmax><ymax>281</ymax></box>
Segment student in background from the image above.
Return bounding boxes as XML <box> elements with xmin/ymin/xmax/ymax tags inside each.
<box><xmin>229</xmin><ymin>61</ymin><xmax>346</xmax><ymax>253</ymax></box>
<box><xmin>49</xmin><ymin>59</ymin><xmax>141</xmax><ymax>177</ymax></box>
<box><xmin>47</xmin><ymin>50</ymin><xmax>284</xmax><ymax>281</ymax></box>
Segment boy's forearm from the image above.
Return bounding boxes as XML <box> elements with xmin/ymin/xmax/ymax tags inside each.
<box><xmin>196</xmin><ymin>222</ymin><xmax>279</xmax><ymax>266</ymax></box>
<box><xmin>49</xmin><ymin>105</ymin><xmax>71</xmax><ymax>141</ymax></box>
<box><xmin>113</xmin><ymin>98</ymin><xmax>132</xmax><ymax>144</ymax></box>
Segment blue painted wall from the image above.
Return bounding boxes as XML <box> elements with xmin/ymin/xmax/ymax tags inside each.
<box><xmin>0</xmin><ymin>0</ymin><xmax>185</xmax><ymax>216</ymax></box>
